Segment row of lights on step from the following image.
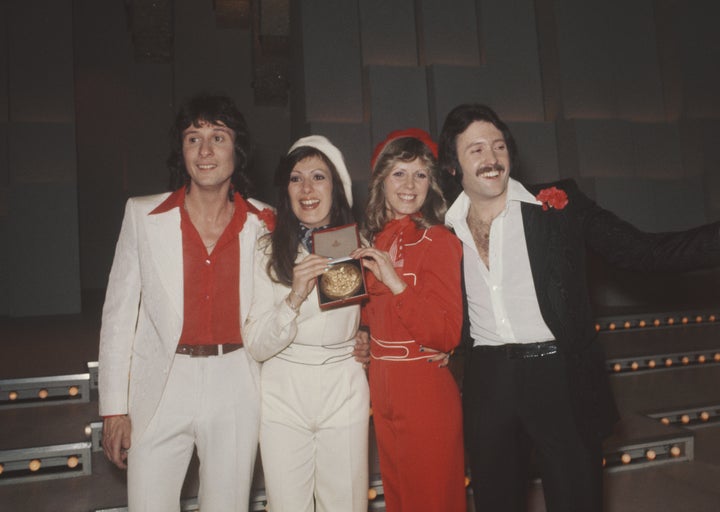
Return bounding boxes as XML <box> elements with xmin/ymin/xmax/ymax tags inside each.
<box><xmin>602</xmin><ymin>445</ymin><xmax>683</xmax><ymax>467</ymax></box>
<box><xmin>6</xmin><ymin>386</ymin><xmax>80</xmax><ymax>401</ymax></box>
<box><xmin>659</xmin><ymin>411</ymin><xmax>715</xmax><ymax>426</ymax></box>
<box><xmin>0</xmin><ymin>456</ymin><xmax>81</xmax><ymax>475</ymax></box>
<box><xmin>611</xmin><ymin>353</ymin><xmax>720</xmax><ymax>373</ymax></box>
<box><xmin>596</xmin><ymin>314</ymin><xmax>717</xmax><ymax>332</ymax></box>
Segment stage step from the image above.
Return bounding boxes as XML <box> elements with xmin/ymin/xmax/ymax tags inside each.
<box><xmin>602</xmin><ymin>458</ymin><xmax>720</xmax><ymax>512</ymax></box>
<box><xmin>522</xmin><ymin>425</ymin><xmax>720</xmax><ymax>512</ymax></box>
<box><xmin>601</xmin><ymin>319</ymin><xmax>720</xmax><ymax>363</ymax></box>
<box><xmin>645</xmin><ymin>403</ymin><xmax>720</xmax><ymax>429</ymax></box>
<box><xmin>600</xmin><ymin>320</ymin><xmax>720</xmax><ymax>418</ymax></box>
<box><xmin>602</xmin><ymin>414</ymin><xmax>694</xmax><ymax>472</ymax></box>
<box><xmin>610</xmin><ymin>363</ymin><xmax>720</xmax><ymax>416</ymax></box>
<box><xmin>0</xmin><ymin>441</ymin><xmax>92</xmax><ymax>485</ymax></box>
<box><xmin>0</xmin><ymin>371</ymin><xmax>92</xmax><ymax>410</ymax></box>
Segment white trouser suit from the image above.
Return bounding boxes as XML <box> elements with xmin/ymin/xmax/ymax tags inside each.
<box><xmin>99</xmin><ymin>194</ymin><xmax>269</xmax><ymax>511</ymax></box>
<box><xmin>244</xmin><ymin>242</ymin><xmax>369</xmax><ymax>512</ymax></box>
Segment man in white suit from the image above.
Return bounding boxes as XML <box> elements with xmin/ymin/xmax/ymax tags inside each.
<box><xmin>98</xmin><ymin>94</ymin><xmax>275</xmax><ymax>511</ymax></box>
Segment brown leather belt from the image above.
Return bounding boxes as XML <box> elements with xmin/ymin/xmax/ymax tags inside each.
<box><xmin>175</xmin><ymin>343</ymin><xmax>243</xmax><ymax>357</ymax></box>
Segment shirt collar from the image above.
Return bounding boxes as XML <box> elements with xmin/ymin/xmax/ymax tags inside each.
<box><xmin>150</xmin><ymin>188</ymin><xmax>185</xmax><ymax>215</ymax></box>
<box><xmin>508</xmin><ymin>177</ymin><xmax>543</xmax><ymax>206</ymax></box>
<box><xmin>446</xmin><ymin>177</ymin><xmax>541</xmax><ymax>229</ymax></box>
<box><xmin>149</xmin><ymin>187</ymin><xmax>251</xmax><ymax>217</ymax></box>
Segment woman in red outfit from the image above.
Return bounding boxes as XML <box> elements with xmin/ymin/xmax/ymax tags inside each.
<box><xmin>351</xmin><ymin>129</ymin><xmax>466</xmax><ymax>511</ymax></box>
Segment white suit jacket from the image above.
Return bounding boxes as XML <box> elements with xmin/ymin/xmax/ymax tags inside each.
<box><xmin>98</xmin><ymin>192</ymin><xmax>270</xmax><ymax>440</ymax></box>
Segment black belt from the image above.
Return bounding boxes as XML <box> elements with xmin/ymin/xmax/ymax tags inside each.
<box><xmin>473</xmin><ymin>341</ymin><xmax>559</xmax><ymax>359</ymax></box>
<box><xmin>175</xmin><ymin>343</ymin><xmax>243</xmax><ymax>357</ymax></box>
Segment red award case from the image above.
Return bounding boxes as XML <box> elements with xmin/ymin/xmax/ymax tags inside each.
<box><xmin>311</xmin><ymin>223</ymin><xmax>368</xmax><ymax>309</ymax></box>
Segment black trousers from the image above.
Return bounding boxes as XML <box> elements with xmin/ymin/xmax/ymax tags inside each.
<box><xmin>463</xmin><ymin>346</ymin><xmax>604</xmax><ymax>512</ymax></box>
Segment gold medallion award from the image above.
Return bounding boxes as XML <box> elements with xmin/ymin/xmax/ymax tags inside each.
<box><xmin>320</xmin><ymin>262</ymin><xmax>363</xmax><ymax>299</ymax></box>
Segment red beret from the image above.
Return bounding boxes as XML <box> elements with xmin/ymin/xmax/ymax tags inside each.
<box><xmin>370</xmin><ymin>128</ymin><xmax>438</xmax><ymax>171</ymax></box>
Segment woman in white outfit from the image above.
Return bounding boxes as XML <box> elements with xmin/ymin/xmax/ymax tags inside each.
<box><xmin>243</xmin><ymin>135</ymin><xmax>370</xmax><ymax>512</ymax></box>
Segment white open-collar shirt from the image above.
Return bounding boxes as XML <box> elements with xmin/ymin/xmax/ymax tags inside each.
<box><xmin>446</xmin><ymin>178</ymin><xmax>555</xmax><ymax>346</ymax></box>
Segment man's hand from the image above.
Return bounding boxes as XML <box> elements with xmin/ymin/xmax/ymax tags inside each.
<box><xmin>102</xmin><ymin>415</ymin><xmax>132</xmax><ymax>469</ymax></box>
<box><xmin>353</xmin><ymin>329</ymin><xmax>371</xmax><ymax>368</ymax></box>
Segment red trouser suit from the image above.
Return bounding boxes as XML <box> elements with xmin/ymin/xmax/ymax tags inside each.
<box><xmin>363</xmin><ymin>217</ymin><xmax>466</xmax><ymax>512</ymax></box>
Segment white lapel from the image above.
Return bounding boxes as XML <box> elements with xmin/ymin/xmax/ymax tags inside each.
<box><xmin>145</xmin><ymin>207</ymin><xmax>184</xmax><ymax>323</ymax></box>
<box><xmin>240</xmin><ymin>198</ymin><xmax>272</xmax><ymax>324</ymax></box>
<box><xmin>239</xmin><ymin>214</ymin><xmax>260</xmax><ymax>324</ymax></box>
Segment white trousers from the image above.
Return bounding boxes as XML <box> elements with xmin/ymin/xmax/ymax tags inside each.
<box><xmin>127</xmin><ymin>348</ymin><xmax>260</xmax><ymax>512</ymax></box>
<box><xmin>259</xmin><ymin>356</ymin><xmax>369</xmax><ymax>512</ymax></box>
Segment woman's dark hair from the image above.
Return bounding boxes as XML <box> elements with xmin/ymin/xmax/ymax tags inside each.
<box><xmin>167</xmin><ymin>94</ymin><xmax>253</xmax><ymax>198</ymax></box>
<box><xmin>267</xmin><ymin>146</ymin><xmax>354</xmax><ymax>286</ymax></box>
<box><xmin>437</xmin><ymin>103</ymin><xmax>518</xmax><ymax>202</ymax></box>
<box><xmin>362</xmin><ymin>137</ymin><xmax>446</xmax><ymax>242</ymax></box>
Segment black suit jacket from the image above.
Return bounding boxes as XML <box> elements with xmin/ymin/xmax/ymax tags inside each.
<box><xmin>461</xmin><ymin>179</ymin><xmax>720</xmax><ymax>441</ymax></box>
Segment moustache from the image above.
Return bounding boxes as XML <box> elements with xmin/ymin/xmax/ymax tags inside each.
<box><xmin>475</xmin><ymin>163</ymin><xmax>505</xmax><ymax>177</ymax></box>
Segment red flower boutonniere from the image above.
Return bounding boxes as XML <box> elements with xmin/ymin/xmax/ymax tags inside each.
<box><xmin>257</xmin><ymin>208</ymin><xmax>276</xmax><ymax>232</ymax></box>
<box><xmin>536</xmin><ymin>186</ymin><xmax>569</xmax><ymax>211</ymax></box>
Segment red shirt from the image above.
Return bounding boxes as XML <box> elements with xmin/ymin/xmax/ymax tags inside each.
<box><xmin>362</xmin><ymin>216</ymin><xmax>463</xmax><ymax>353</ymax></box>
<box><xmin>151</xmin><ymin>188</ymin><xmax>249</xmax><ymax>346</ymax></box>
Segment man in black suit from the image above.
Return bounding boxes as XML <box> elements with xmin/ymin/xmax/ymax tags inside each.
<box><xmin>438</xmin><ymin>103</ymin><xmax>720</xmax><ymax>512</ymax></box>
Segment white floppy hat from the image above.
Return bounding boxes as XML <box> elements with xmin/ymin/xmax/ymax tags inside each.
<box><xmin>288</xmin><ymin>135</ymin><xmax>353</xmax><ymax>207</ymax></box>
